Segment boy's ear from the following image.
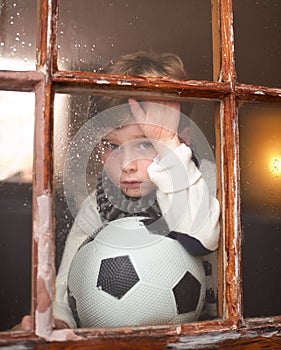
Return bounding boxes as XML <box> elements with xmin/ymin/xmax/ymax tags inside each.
<box><xmin>179</xmin><ymin>126</ymin><xmax>191</xmax><ymax>146</ymax></box>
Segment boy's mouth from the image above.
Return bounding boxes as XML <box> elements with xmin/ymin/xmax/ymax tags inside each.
<box><xmin>121</xmin><ymin>181</ymin><xmax>142</xmax><ymax>188</ymax></box>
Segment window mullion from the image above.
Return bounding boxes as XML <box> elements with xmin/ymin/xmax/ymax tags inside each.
<box><xmin>36</xmin><ymin>0</ymin><xmax>58</xmax><ymax>73</ymax></box>
<box><xmin>221</xmin><ymin>93</ymin><xmax>243</xmax><ymax>325</ymax></box>
<box><xmin>220</xmin><ymin>0</ymin><xmax>236</xmax><ymax>84</ymax></box>
<box><xmin>218</xmin><ymin>0</ymin><xmax>243</xmax><ymax>325</ymax></box>
<box><xmin>211</xmin><ymin>0</ymin><xmax>221</xmax><ymax>82</ymax></box>
<box><xmin>33</xmin><ymin>0</ymin><xmax>58</xmax><ymax>337</ymax></box>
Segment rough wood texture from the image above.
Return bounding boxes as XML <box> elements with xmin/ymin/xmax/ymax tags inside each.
<box><xmin>2</xmin><ymin>328</ymin><xmax>281</xmax><ymax>349</ymax></box>
<box><xmin>52</xmin><ymin>71</ymin><xmax>231</xmax><ymax>100</ymax></box>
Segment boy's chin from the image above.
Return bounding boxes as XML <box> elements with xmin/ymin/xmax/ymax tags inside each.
<box><xmin>121</xmin><ymin>188</ymin><xmax>143</xmax><ymax>198</ymax></box>
<box><xmin>121</xmin><ymin>187</ymin><xmax>152</xmax><ymax>198</ymax></box>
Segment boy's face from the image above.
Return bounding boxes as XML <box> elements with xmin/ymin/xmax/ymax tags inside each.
<box><xmin>99</xmin><ymin>124</ymin><xmax>158</xmax><ymax>198</ymax></box>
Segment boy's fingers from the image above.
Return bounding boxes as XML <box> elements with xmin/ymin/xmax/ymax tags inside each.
<box><xmin>11</xmin><ymin>315</ymin><xmax>32</xmax><ymax>331</ymax></box>
<box><xmin>128</xmin><ymin>98</ymin><xmax>145</xmax><ymax>123</ymax></box>
<box><xmin>21</xmin><ymin>315</ymin><xmax>32</xmax><ymax>331</ymax></box>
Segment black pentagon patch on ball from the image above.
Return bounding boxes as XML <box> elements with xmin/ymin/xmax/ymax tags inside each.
<box><xmin>173</xmin><ymin>271</ymin><xmax>201</xmax><ymax>314</ymax></box>
<box><xmin>97</xmin><ymin>255</ymin><xmax>140</xmax><ymax>299</ymax></box>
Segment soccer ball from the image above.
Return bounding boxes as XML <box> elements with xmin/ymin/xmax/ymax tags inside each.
<box><xmin>67</xmin><ymin>217</ymin><xmax>206</xmax><ymax>328</ymax></box>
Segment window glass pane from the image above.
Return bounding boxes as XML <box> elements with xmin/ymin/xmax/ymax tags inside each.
<box><xmin>233</xmin><ymin>0</ymin><xmax>281</xmax><ymax>87</ymax></box>
<box><xmin>0</xmin><ymin>0</ymin><xmax>37</xmax><ymax>71</ymax></box>
<box><xmin>239</xmin><ymin>103</ymin><xmax>281</xmax><ymax>317</ymax></box>
<box><xmin>58</xmin><ymin>0</ymin><xmax>213</xmax><ymax>80</ymax></box>
<box><xmin>54</xmin><ymin>89</ymin><xmax>220</xmax><ymax>328</ymax></box>
<box><xmin>0</xmin><ymin>91</ymin><xmax>34</xmax><ymax>331</ymax></box>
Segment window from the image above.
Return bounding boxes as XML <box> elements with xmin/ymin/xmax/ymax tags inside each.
<box><xmin>0</xmin><ymin>91</ymin><xmax>34</xmax><ymax>330</ymax></box>
<box><xmin>1</xmin><ymin>0</ymin><xmax>281</xmax><ymax>348</ymax></box>
<box><xmin>239</xmin><ymin>103</ymin><xmax>281</xmax><ymax>318</ymax></box>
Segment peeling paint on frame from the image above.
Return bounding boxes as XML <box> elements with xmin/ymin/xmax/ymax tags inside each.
<box><xmin>34</xmin><ymin>194</ymin><xmax>54</xmax><ymax>337</ymax></box>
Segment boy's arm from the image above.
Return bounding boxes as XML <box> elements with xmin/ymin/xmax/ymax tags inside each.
<box><xmin>54</xmin><ymin>220</ymin><xmax>87</xmax><ymax>328</ymax></box>
<box><xmin>147</xmin><ymin>143</ymin><xmax>220</xmax><ymax>256</ymax></box>
<box><xmin>54</xmin><ymin>194</ymin><xmax>102</xmax><ymax>328</ymax></box>
<box><xmin>129</xmin><ymin>99</ymin><xmax>220</xmax><ymax>255</ymax></box>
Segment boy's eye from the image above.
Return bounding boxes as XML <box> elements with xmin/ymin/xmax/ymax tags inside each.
<box><xmin>101</xmin><ymin>141</ymin><xmax>119</xmax><ymax>151</ymax></box>
<box><xmin>139</xmin><ymin>141</ymin><xmax>153</xmax><ymax>150</ymax></box>
<box><xmin>108</xmin><ymin>143</ymin><xmax>119</xmax><ymax>151</ymax></box>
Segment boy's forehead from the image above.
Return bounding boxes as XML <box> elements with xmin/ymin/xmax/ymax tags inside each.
<box><xmin>104</xmin><ymin>123</ymin><xmax>145</xmax><ymax>139</ymax></box>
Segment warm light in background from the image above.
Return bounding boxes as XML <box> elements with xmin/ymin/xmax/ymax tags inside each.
<box><xmin>270</xmin><ymin>156</ymin><xmax>281</xmax><ymax>175</ymax></box>
<box><xmin>239</xmin><ymin>105</ymin><xmax>281</xmax><ymax>212</ymax></box>
<box><xmin>0</xmin><ymin>90</ymin><xmax>34</xmax><ymax>182</ymax></box>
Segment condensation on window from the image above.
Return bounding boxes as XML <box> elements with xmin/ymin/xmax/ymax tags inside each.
<box><xmin>0</xmin><ymin>0</ymin><xmax>37</xmax><ymax>70</ymax></box>
<box><xmin>239</xmin><ymin>103</ymin><xmax>281</xmax><ymax>318</ymax></box>
<box><xmin>57</xmin><ymin>0</ymin><xmax>213</xmax><ymax>80</ymax></box>
<box><xmin>54</xmin><ymin>93</ymin><xmax>90</xmax><ymax>269</ymax></box>
<box><xmin>53</xmin><ymin>94</ymin><xmax>218</xmax><ymax>267</ymax></box>
<box><xmin>0</xmin><ymin>91</ymin><xmax>34</xmax><ymax>331</ymax></box>
<box><xmin>53</xmin><ymin>93</ymin><xmax>220</xmax><ymax>328</ymax></box>
<box><xmin>233</xmin><ymin>0</ymin><xmax>281</xmax><ymax>87</ymax></box>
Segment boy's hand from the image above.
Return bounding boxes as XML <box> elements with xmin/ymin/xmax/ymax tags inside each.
<box><xmin>11</xmin><ymin>315</ymin><xmax>68</xmax><ymax>331</ymax></box>
<box><xmin>53</xmin><ymin>319</ymin><xmax>69</xmax><ymax>329</ymax></box>
<box><xmin>128</xmin><ymin>98</ymin><xmax>181</xmax><ymax>156</ymax></box>
<box><xmin>11</xmin><ymin>315</ymin><xmax>32</xmax><ymax>332</ymax></box>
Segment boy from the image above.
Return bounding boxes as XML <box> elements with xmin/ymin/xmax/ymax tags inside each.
<box><xmin>18</xmin><ymin>52</ymin><xmax>220</xmax><ymax>330</ymax></box>
<box><xmin>54</xmin><ymin>52</ymin><xmax>220</xmax><ymax>328</ymax></box>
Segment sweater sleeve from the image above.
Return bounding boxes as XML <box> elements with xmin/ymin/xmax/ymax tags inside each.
<box><xmin>53</xmin><ymin>193</ymin><xmax>102</xmax><ymax>328</ymax></box>
<box><xmin>147</xmin><ymin>143</ymin><xmax>220</xmax><ymax>255</ymax></box>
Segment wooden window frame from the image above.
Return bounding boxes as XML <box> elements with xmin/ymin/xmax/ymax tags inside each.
<box><xmin>1</xmin><ymin>0</ymin><xmax>281</xmax><ymax>348</ymax></box>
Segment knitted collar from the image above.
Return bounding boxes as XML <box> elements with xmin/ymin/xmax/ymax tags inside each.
<box><xmin>96</xmin><ymin>175</ymin><xmax>162</xmax><ymax>224</ymax></box>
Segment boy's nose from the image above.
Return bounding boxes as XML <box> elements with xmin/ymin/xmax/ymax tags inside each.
<box><xmin>121</xmin><ymin>149</ymin><xmax>137</xmax><ymax>172</ymax></box>
<box><xmin>122</xmin><ymin>158</ymin><xmax>137</xmax><ymax>173</ymax></box>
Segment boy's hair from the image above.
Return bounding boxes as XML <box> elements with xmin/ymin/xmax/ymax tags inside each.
<box><xmin>88</xmin><ymin>51</ymin><xmax>187</xmax><ymax>126</ymax></box>
<box><xmin>103</xmin><ymin>51</ymin><xmax>187</xmax><ymax>80</ymax></box>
